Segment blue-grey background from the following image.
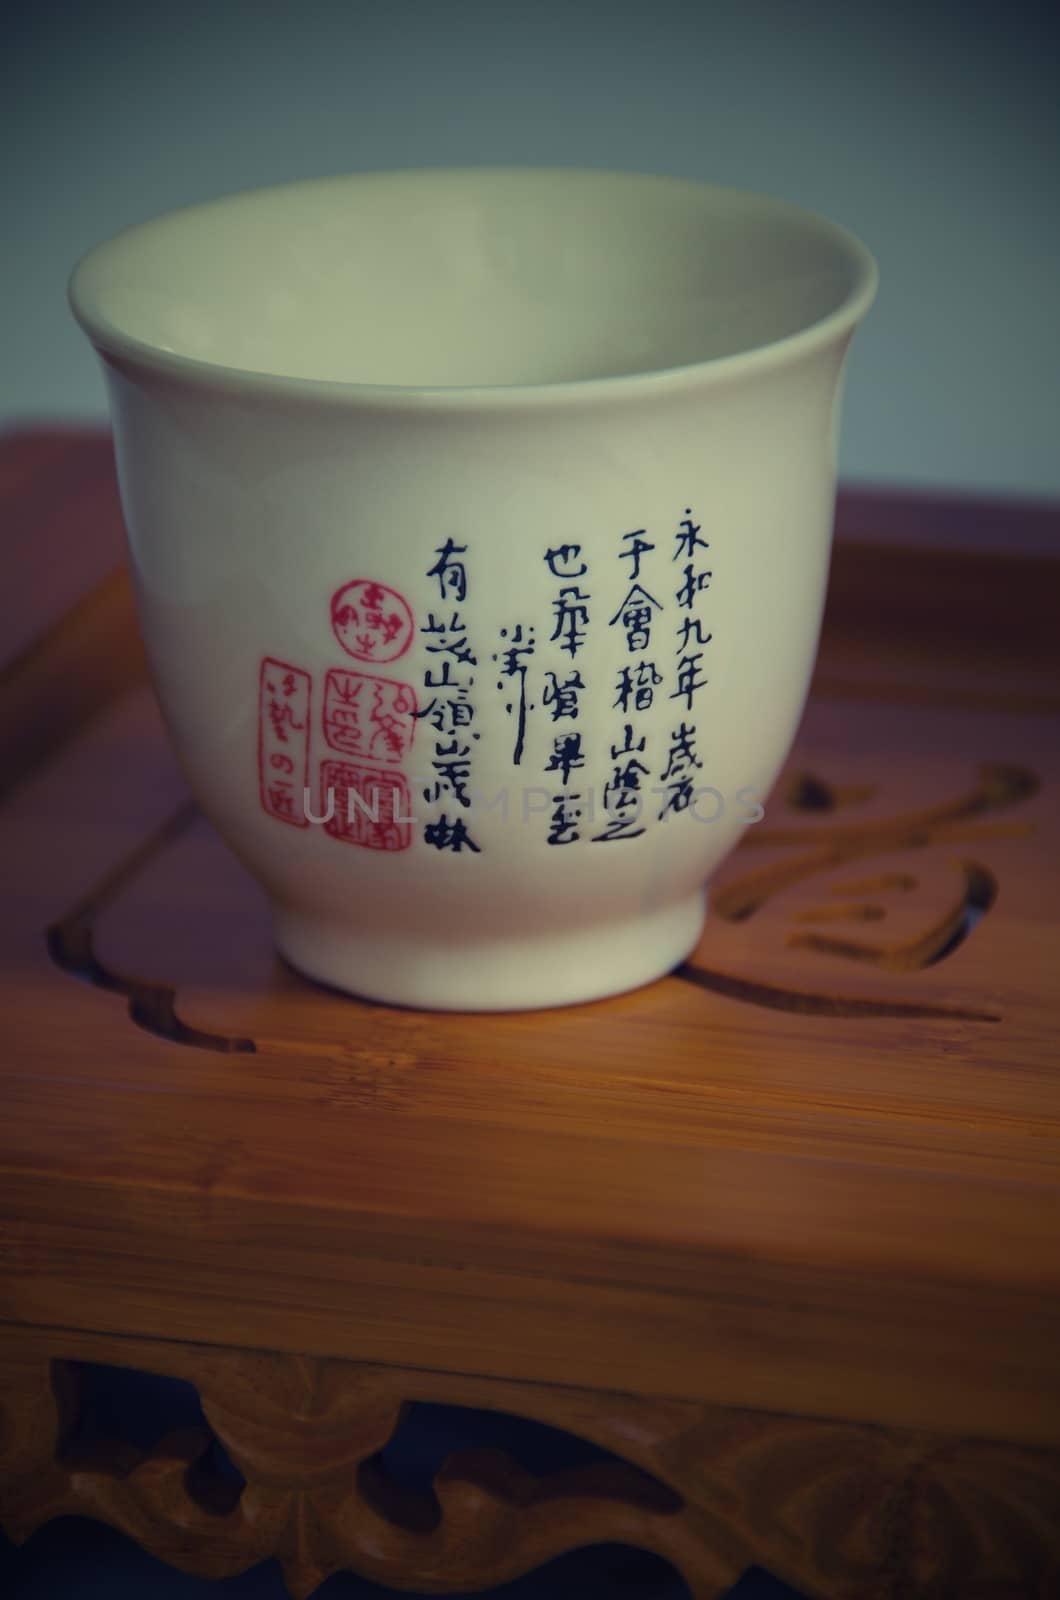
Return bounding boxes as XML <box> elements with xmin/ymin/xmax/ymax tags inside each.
<box><xmin>5</xmin><ymin>0</ymin><xmax>1059</xmax><ymax>496</ymax></box>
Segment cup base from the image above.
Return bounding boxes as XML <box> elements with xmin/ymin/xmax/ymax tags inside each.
<box><xmin>272</xmin><ymin>891</ymin><xmax>707</xmax><ymax>1012</ymax></box>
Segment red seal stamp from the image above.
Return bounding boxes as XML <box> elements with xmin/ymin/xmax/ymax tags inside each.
<box><xmin>319</xmin><ymin>760</ymin><xmax>413</xmax><ymax>852</ymax></box>
<box><xmin>258</xmin><ymin>658</ymin><xmax>311</xmax><ymax>827</ymax></box>
<box><xmin>323</xmin><ymin>669</ymin><xmax>417</xmax><ymax>765</ymax></box>
<box><xmin>330</xmin><ymin>580</ymin><xmax>414</xmax><ymax>663</ymax></box>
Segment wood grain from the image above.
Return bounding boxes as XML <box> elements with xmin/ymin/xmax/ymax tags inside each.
<box><xmin>2</xmin><ymin>1323</ymin><xmax>1059</xmax><ymax>1599</ymax></box>
<box><xmin>0</xmin><ymin>428</ymin><xmax>146</xmax><ymax>794</ymax></box>
<box><xmin>1</xmin><ymin>431</ymin><xmax>1060</xmax><ymax>1593</ymax></box>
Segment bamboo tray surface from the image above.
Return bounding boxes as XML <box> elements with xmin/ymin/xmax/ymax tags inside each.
<box><xmin>2</xmin><ymin>430</ymin><xmax>1058</xmax><ymax>1448</ymax></box>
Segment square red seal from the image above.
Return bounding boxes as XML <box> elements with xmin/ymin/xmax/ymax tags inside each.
<box><xmin>319</xmin><ymin>760</ymin><xmax>413</xmax><ymax>852</ymax></box>
<box><xmin>323</xmin><ymin>669</ymin><xmax>416</xmax><ymax>765</ymax></box>
<box><xmin>259</xmin><ymin>658</ymin><xmax>312</xmax><ymax>827</ymax></box>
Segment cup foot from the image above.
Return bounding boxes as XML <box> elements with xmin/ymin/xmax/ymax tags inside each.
<box><xmin>272</xmin><ymin>892</ymin><xmax>707</xmax><ymax>1012</ymax></box>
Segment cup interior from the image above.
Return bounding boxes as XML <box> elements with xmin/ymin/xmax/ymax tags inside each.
<box><xmin>71</xmin><ymin>168</ymin><xmax>875</xmax><ymax>390</ymax></box>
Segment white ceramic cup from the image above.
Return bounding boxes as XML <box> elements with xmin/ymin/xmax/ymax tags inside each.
<box><xmin>70</xmin><ymin>167</ymin><xmax>876</xmax><ymax>1010</ymax></box>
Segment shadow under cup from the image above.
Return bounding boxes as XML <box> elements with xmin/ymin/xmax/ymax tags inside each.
<box><xmin>70</xmin><ymin>168</ymin><xmax>877</xmax><ymax>1011</ymax></box>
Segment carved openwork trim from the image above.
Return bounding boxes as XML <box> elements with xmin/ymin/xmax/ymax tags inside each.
<box><xmin>1</xmin><ymin>1324</ymin><xmax>1058</xmax><ymax>1599</ymax></box>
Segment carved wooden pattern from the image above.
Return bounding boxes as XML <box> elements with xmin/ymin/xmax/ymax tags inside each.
<box><xmin>711</xmin><ymin>760</ymin><xmax>1032</xmax><ymax>929</ymax></box>
<box><xmin>5</xmin><ymin>443</ymin><xmax>1059</xmax><ymax>1600</ymax></box>
<box><xmin>2</xmin><ymin>1326</ymin><xmax>1059</xmax><ymax>1599</ymax></box>
<box><xmin>676</xmin><ymin>759</ymin><xmax>1037</xmax><ymax>1024</ymax></box>
<box><xmin>46</xmin><ymin>801</ymin><xmax>256</xmax><ymax>1055</ymax></box>
<box><xmin>46</xmin><ymin>757</ymin><xmax>1039</xmax><ymax>1050</ymax></box>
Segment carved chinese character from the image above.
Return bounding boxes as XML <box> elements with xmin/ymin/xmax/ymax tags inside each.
<box><xmin>614</xmin><ymin>662</ymin><xmax>663</xmax><ymax>714</ymax></box>
<box><xmin>423</xmin><ymin>814</ymin><xmax>482</xmax><ymax>853</ymax></box>
<box><xmin>619</xmin><ymin>529</ymin><xmax>654</xmax><ymax>580</ymax></box>
<box><xmin>493</xmin><ymin>624</ymin><xmax>537</xmax><ymax>765</ymax></box>
<box><xmin>671</xmin><ymin>652</ymin><xmax>709</xmax><ymax>710</ymax></box>
<box><xmin>543</xmin><ymin>669</ymin><xmax>585</xmax><ymax>722</ymax></box>
<box><xmin>545</xmin><ymin>731</ymin><xmax>585</xmax><ymax>786</ymax></box>
<box><xmin>609</xmin><ymin>584</ymin><xmax>663</xmax><ymax>653</ymax></box>
<box><xmin>425</xmin><ymin>538</ymin><xmax>469</xmax><ymax>601</ymax></box>
<box><xmin>544</xmin><ymin>544</ymin><xmax>588</xmax><ymax>579</ymax></box>
<box><xmin>547</xmin><ymin>793</ymin><xmax>583</xmax><ymax>846</ymax></box>
<box><xmin>422</xmin><ymin>612</ymin><xmax>478</xmax><ymax>666</ymax></box>
<box><xmin>673</xmin><ymin>508</ymin><xmax>708</xmax><ymax>561</ymax></box>
<box><xmin>660</xmin><ymin>722</ymin><xmax>702</xmax><ymax>782</ymax></box>
<box><xmin>675</xmin><ymin>565</ymin><xmax>712</xmax><ymax>611</ymax></box>
<box><xmin>550</xmin><ymin>587</ymin><xmax>591</xmax><ymax>658</ymax></box>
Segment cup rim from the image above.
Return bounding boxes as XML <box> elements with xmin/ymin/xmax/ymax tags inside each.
<box><xmin>69</xmin><ymin>165</ymin><xmax>878</xmax><ymax>411</ymax></box>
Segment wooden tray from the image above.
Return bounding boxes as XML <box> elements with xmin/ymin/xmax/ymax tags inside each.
<box><xmin>2</xmin><ymin>429</ymin><xmax>1060</xmax><ymax>1596</ymax></box>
